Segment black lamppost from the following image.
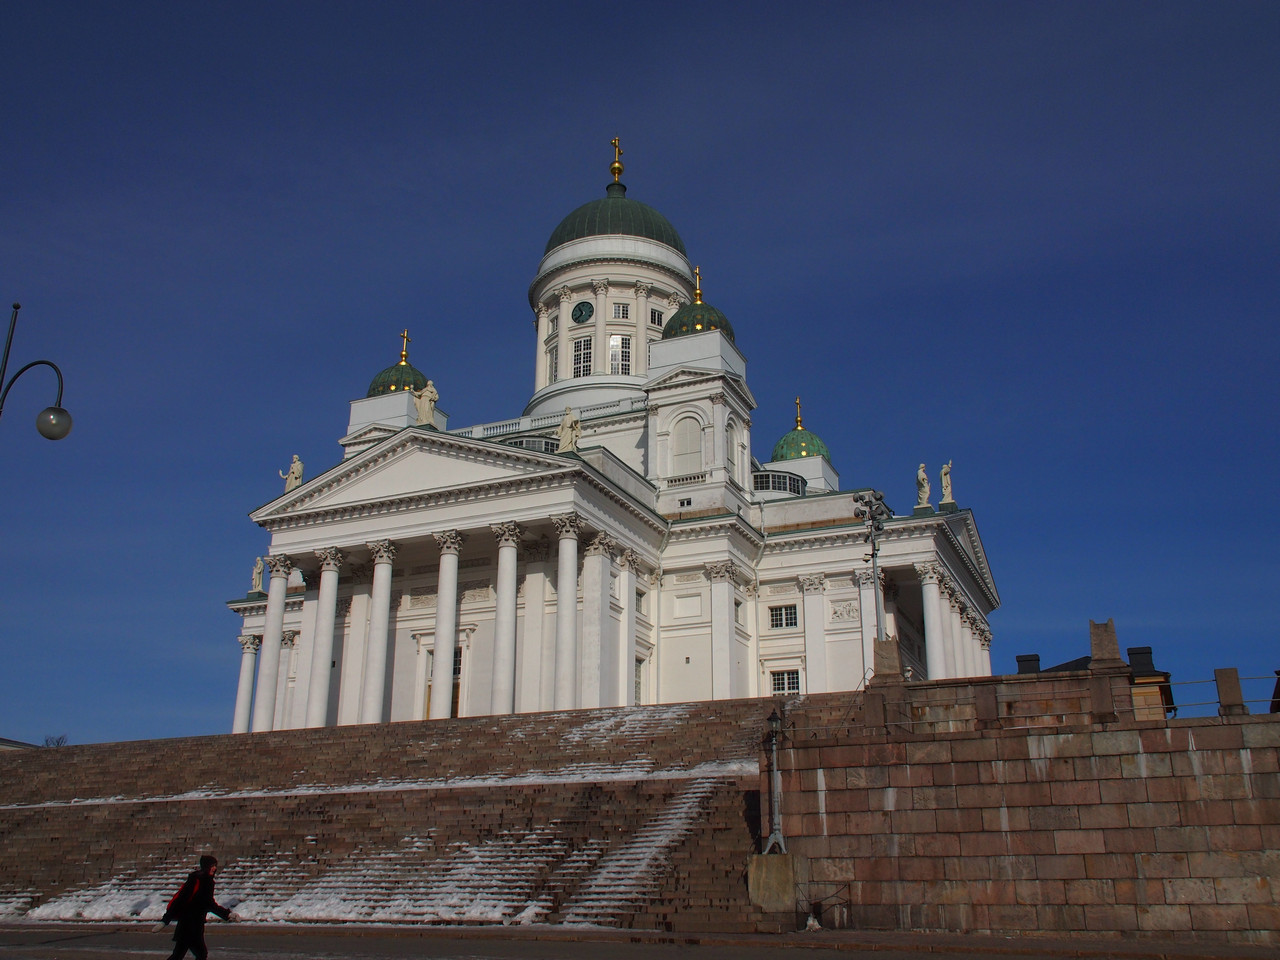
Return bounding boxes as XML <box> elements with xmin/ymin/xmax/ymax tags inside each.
<box><xmin>855</xmin><ymin>490</ymin><xmax>891</xmax><ymax>649</ymax></box>
<box><xmin>762</xmin><ymin>708</ymin><xmax>787</xmax><ymax>854</ymax></box>
<box><xmin>0</xmin><ymin>303</ymin><xmax>72</xmax><ymax>439</ymax></box>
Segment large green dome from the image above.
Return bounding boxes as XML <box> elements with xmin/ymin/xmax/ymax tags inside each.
<box><xmin>771</xmin><ymin>425</ymin><xmax>831</xmax><ymax>463</ymax></box>
<box><xmin>545</xmin><ymin>182</ymin><xmax>687</xmax><ymax>256</ymax></box>
<box><xmin>661</xmin><ymin>300</ymin><xmax>735</xmax><ymax>342</ymax></box>
<box><xmin>367</xmin><ymin>359</ymin><xmax>428</xmax><ymax>397</ymax></box>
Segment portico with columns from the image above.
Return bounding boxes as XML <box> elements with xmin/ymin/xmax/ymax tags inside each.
<box><xmin>227</xmin><ymin>144</ymin><xmax>1000</xmax><ymax>732</ymax></box>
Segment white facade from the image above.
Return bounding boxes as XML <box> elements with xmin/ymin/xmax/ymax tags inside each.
<box><xmin>228</xmin><ymin>168</ymin><xmax>999</xmax><ymax>732</ymax></box>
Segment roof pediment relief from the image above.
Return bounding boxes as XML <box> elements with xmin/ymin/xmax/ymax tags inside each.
<box><xmin>254</xmin><ymin>432</ymin><xmax>573</xmax><ymax>520</ymax></box>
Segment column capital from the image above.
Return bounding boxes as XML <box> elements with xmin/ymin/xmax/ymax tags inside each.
<box><xmin>552</xmin><ymin>514</ymin><xmax>584</xmax><ymax>540</ymax></box>
<box><xmin>666</xmin><ymin>291</ymin><xmax>688</xmax><ymax>310</ymax></box>
<box><xmin>633</xmin><ymin>280</ymin><xmax>651</xmax><ymax>298</ymax></box>
<box><xmin>710</xmin><ymin>392</ymin><xmax>726</xmax><ymax>405</ymax></box>
<box><xmin>706</xmin><ymin>560</ymin><xmax>741</xmax><ymax>584</ymax></box>
<box><xmin>557</xmin><ymin>284</ymin><xmax>573</xmax><ymax>303</ymax></box>
<box><xmin>238</xmin><ymin>634</ymin><xmax>262</xmax><ymax>653</ymax></box>
<box><xmin>585</xmin><ymin>531</ymin><xmax>618</xmax><ymax>558</ymax></box>
<box><xmin>280</xmin><ymin>629</ymin><xmax>299</xmax><ymax>648</ymax></box>
<box><xmin>491</xmin><ymin>521</ymin><xmax>523</xmax><ymax>547</ymax></box>
<box><xmin>798</xmin><ymin>572</ymin><xmax>826</xmax><ymax>595</ymax></box>
<box><xmin>617</xmin><ymin>548</ymin><xmax>642</xmax><ymax>572</ymax></box>
<box><xmin>591</xmin><ymin>278</ymin><xmax>609</xmax><ymax>296</ymax></box>
<box><xmin>264</xmin><ymin>555</ymin><xmax>293</xmax><ymax>579</ymax></box>
<box><xmin>433</xmin><ymin>529</ymin><xmax>465</xmax><ymax>554</ymax></box>
<box><xmin>535</xmin><ymin>302</ymin><xmax>549</xmax><ymax>322</ymax></box>
<box><xmin>367</xmin><ymin>539</ymin><xmax>398</xmax><ymax>564</ymax></box>
<box><xmin>315</xmin><ymin>546</ymin><xmax>344</xmax><ymax>571</ymax></box>
<box><xmin>914</xmin><ymin>561</ymin><xmax>941</xmax><ymax>585</ymax></box>
<box><xmin>855</xmin><ymin>569</ymin><xmax>876</xmax><ymax>588</ymax></box>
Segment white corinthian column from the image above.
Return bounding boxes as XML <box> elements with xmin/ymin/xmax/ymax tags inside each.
<box><xmin>252</xmin><ymin>555</ymin><xmax>292</xmax><ymax>732</ymax></box>
<box><xmin>232</xmin><ymin>634</ymin><xmax>261</xmax><ymax>733</ymax></box>
<box><xmin>553</xmin><ymin>514</ymin><xmax>583</xmax><ymax>709</ymax></box>
<box><xmin>359</xmin><ymin>539</ymin><xmax>398</xmax><ymax>724</ymax></box>
<box><xmin>916</xmin><ymin>562</ymin><xmax>946</xmax><ymax>681</ymax></box>
<box><xmin>490</xmin><ymin>521</ymin><xmax>522</xmax><ymax>715</ymax></box>
<box><xmin>428</xmin><ymin>530</ymin><xmax>464</xmax><ymax>720</ymax></box>
<box><xmin>305</xmin><ymin>547</ymin><xmax>344</xmax><ymax>728</ymax></box>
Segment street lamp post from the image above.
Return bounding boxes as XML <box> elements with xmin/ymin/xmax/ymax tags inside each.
<box><xmin>762</xmin><ymin>707</ymin><xmax>787</xmax><ymax>854</ymax></box>
<box><xmin>855</xmin><ymin>490</ymin><xmax>891</xmax><ymax>650</ymax></box>
<box><xmin>0</xmin><ymin>303</ymin><xmax>72</xmax><ymax>439</ymax></box>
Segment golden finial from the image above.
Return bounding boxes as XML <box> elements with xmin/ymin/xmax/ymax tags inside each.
<box><xmin>795</xmin><ymin>396</ymin><xmax>804</xmax><ymax>430</ymax></box>
<box><xmin>399</xmin><ymin>329</ymin><xmax>411</xmax><ymax>365</ymax></box>
<box><xmin>610</xmin><ymin>136</ymin><xmax>624</xmax><ymax>182</ymax></box>
<box><xmin>693</xmin><ymin>265</ymin><xmax>703</xmax><ymax>304</ymax></box>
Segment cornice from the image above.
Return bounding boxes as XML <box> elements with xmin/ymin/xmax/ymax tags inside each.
<box><xmin>226</xmin><ymin>597</ymin><xmax>304</xmax><ymax>616</ymax></box>
<box><xmin>667</xmin><ymin>513</ymin><xmax>765</xmax><ymax>549</ymax></box>
<box><xmin>529</xmin><ymin>257</ymin><xmax>691</xmax><ymax>309</ymax></box>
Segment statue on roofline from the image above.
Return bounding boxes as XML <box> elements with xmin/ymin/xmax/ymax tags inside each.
<box><xmin>412</xmin><ymin>379</ymin><xmax>438</xmax><ymax>427</ymax></box>
<box><xmin>280</xmin><ymin>455</ymin><xmax>304</xmax><ymax>492</ymax></box>
<box><xmin>940</xmin><ymin>460</ymin><xmax>954</xmax><ymax>505</ymax></box>
<box><xmin>556</xmin><ymin>407</ymin><xmax>581</xmax><ymax>453</ymax></box>
<box><xmin>916</xmin><ymin>462</ymin><xmax>931</xmax><ymax>508</ymax></box>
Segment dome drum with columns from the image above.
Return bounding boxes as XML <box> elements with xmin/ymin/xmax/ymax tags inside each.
<box><xmin>228</xmin><ymin>143</ymin><xmax>999</xmax><ymax>732</ymax></box>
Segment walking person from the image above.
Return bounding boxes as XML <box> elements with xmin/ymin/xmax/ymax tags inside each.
<box><xmin>159</xmin><ymin>855</ymin><xmax>235</xmax><ymax>960</ymax></box>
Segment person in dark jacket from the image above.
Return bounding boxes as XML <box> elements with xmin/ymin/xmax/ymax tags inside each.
<box><xmin>160</xmin><ymin>855</ymin><xmax>234</xmax><ymax>960</ymax></box>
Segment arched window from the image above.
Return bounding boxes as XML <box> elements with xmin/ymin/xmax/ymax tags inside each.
<box><xmin>725</xmin><ymin>421</ymin><xmax>738</xmax><ymax>483</ymax></box>
<box><xmin>671</xmin><ymin>417</ymin><xmax>703</xmax><ymax>476</ymax></box>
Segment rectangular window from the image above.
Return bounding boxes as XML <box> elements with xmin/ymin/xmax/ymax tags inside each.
<box><xmin>547</xmin><ymin>344</ymin><xmax>558</xmax><ymax>383</ymax></box>
<box><xmin>548</xmin><ymin>313</ymin><xmax>558</xmax><ymax>335</ymax></box>
<box><xmin>650</xmin><ymin>308</ymin><xmax>664</xmax><ymax>327</ymax></box>
<box><xmin>613</xmin><ymin>303</ymin><xmax>630</xmax><ymax>319</ymax></box>
<box><xmin>771</xmin><ymin>669</ymin><xmax>800</xmax><ymax>694</ymax></box>
<box><xmin>609</xmin><ymin>334</ymin><xmax>631</xmax><ymax>375</ymax></box>
<box><xmin>769</xmin><ymin>605</ymin><xmax>798</xmax><ymax>629</ymax></box>
<box><xmin>678</xmin><ymin>497</ymin><xmax>692</xmax><ymax>508</ymax></box>
<box><xmin>572</xmin><ymin>338</ymin><xmax>592</xmax><ymax>378</ymax></box>
<box><xmin>635</xmin><ymin>658</ymin><xmax>644</xmax><ymax>703</ymax></box>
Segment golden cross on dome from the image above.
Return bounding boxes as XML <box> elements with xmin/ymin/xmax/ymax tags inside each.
<box><xmin>795</xmin><ymin>396</ymin><xmax>804</xmax><ymax>429</ymax></box>
<box><xmin>610</xmin><ymin>137</ymin><xmax>624</xmax><ymax>182</ymax></box>
<box><xmin>693</xmin><ymin>265</ymin><xmax>703</xmax><ymax>304</ymax></box>
<box><xmin>399</xmin><ymin>329</ymin><xmax>411</xmax><ymax>364</ymax></box>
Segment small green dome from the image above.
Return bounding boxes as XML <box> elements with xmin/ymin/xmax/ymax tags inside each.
<box><xmin>661</xmin><ymin>301</ymin><xmax>736</xmax><ymax>342</ymax></box>
<box><xmin>545</xmin><ymin>182</ymin><xmax>687</xmax><ymax>256</ymax></box>
<box><xmin>367</xmin><ymin>360</ymin><xmax>428</xmax><ymax>398</ymax></box>
<box><xmin>771</xmin><ymin>426</ymin><xmax>831</xmax><ymax>463</ymax></box>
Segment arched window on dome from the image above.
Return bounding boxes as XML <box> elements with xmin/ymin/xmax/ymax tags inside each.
<box><xmin>671</xmin><ymin>417</ymin><xmax>703</xmax><ymax>478</ymax></box>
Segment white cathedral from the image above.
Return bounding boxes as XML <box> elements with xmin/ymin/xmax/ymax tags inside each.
<box><xmin>228</xmin><ymin>147</ymin><xmax>999</xmax><ymax>733</ymax></box>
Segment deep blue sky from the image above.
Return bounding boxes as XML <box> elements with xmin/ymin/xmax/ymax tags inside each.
<box><xmin>2</xmin><ymin>2</ymin><xmax>1276</xmax><ymax>744</ymax></box>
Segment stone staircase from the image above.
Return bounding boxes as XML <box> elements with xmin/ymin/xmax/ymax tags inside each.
<box><xmin>0</xmin><ymin>696</ymin><xmax>855</xmax><ymax>931</ymax></box>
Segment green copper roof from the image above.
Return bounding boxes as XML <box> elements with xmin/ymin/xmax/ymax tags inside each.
<box><xmin>771</xmin><ymin>426</ymin><xmax>831</xmax><ymax>463</ymax></box>
<box><xmin>661</xmin><ymin>300</ymin><xmax>735</xmax><ymax>342</ymax></box>
<box><xmin>367</xmin><ymin>360</ymin><xmax>428</xmax><ymax>398</ymax></box>
<box><xmin>545</xmin><ymin>182</ymin><xmax>687</xmax><ymax>256</ymax></box>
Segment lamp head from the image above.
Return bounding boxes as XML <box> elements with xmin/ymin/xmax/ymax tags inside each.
<box><xmin>767</xmin><ymin>709</ymin><xmax>782</xmax><ymax>737</ymax></box>
<box><xmin>36</xmin><ymin>406</ymin><xmax>72</xmax><ymax>440</ymax></box>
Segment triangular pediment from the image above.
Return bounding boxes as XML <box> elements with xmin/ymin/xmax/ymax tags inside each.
<box><xmin>252</xmin><ymin>429</ymin><xmax>574</xmax><ymax>520</ymax></box>
<box><xmin>945</xmin><ymin>511</ymin><xmax>999</xmax><ymax>607</ymax></box>
<box><xmin>644</xmin><ymin>368</ymin><xmax>755</xmax><ymax>408</ymax></box>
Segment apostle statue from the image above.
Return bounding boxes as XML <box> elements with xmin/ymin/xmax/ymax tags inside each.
<box><xmin>916</xmin><ymin>462</ymin><xmax>931</xmax><ymax>508</ymax></box>
<box><xmin>250</xmin><ymin>556</ymin><xmax>264</xmax><ymax>593</ymax></box>
<box><xmin>280</xmin><ymin>455</ymin><xmax>304</xmax><ymax>492</ymax></box>
<box><xmin>940</xmin><ymin>460</ymin><xmax>954</xmax><ymax>505</ymax></box>
<box><xmin>556</xmin><ymin>406</ymin><xmax>582</xmax><ymax>453</ymax></box>
<box><xmin>412</xmin><ymin>379</ymin><xmax>438</xmax><ymax>427</ymax></box>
